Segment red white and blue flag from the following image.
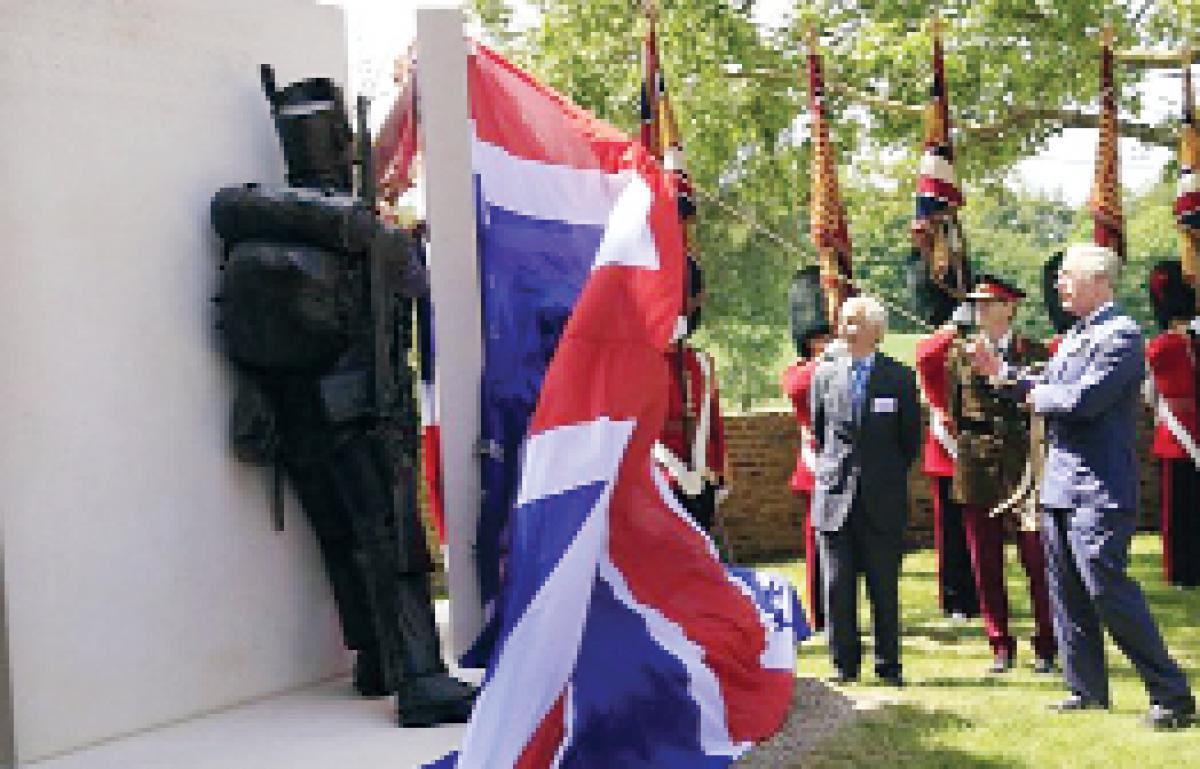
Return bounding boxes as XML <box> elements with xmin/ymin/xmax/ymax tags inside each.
<box><xmin>913</xmin><ymin>27</ymin><xmax>963</xmax><ymax>224</ymax></box>
<box><xmin>425</xmin><ymin>42</ymin><xmax>804</xmax><ymax>769</ymax></box>
<box><xmin>1175</xmin><ymin>64</ymin><xmax>1200</xmax><ymax>229</ymax></box>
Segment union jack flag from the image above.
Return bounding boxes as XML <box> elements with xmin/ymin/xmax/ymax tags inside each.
<box><xmin>421</xmin><ymin>42</ymin><xmax>805</xmax><ymax>768</ymax></box>
<box><xmin>913</xmin><ymin>24</ymin><xmax>963</xmax><ymax>227</ymax></box>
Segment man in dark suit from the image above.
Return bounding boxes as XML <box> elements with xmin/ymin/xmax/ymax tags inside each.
<box><xmin>972</xmin><ymin>243</ymin><xmax>1195</xmax><ymax>729</ymax></box>
<box><xmin>811</xmin><ymin>296</ymin><xmax>921</xmax><ymax>686</ymax></box>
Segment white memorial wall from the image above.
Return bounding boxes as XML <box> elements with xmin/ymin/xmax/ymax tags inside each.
<box><xmin>0</xmin><ymin>0</ymin><xmax>352</xmax><ymax>762</ymax></box>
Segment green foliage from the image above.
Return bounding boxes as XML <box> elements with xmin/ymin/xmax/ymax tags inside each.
<box><xmin>764</xmin><ymin>536</ymin><xmax>1200</xmax><ymax>767</ymax></box>
<box><xmin>466</xmin><ymin>1</ymin><xmax>1192</xmax><ymax>407</ymax></box>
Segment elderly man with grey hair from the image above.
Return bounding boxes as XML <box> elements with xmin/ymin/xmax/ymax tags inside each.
<box><xmin>810</xmin><ymin>295</ymin><xmax>921</xmax><ymax>686</ymax></box>
<box><xmin>971</xmin><ymin>243</ymin><xmax>1195</xmax><ymax>729</ymax></box>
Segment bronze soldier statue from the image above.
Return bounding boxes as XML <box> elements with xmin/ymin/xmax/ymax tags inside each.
<box><xmin>209</xmin><ymin>66</ymin><xmax>474</xmax><ymax>727</ymax></box>
<box><xmin>946</xmin><ymin>275</ymin><xmax>1056</xmax><ymax>674</ymax></box>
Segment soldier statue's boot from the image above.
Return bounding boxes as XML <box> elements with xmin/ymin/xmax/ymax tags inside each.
<box><xmin>396</xmin><ymin>674</ymin><xmax>478</xmax><ymax>728</ymax></box>
<box><xmin>392</xmin><ymin>574</ymin><xmax>477</xmax><ymax>728</ymax></box>
<box><xmin>352</xmin><ymin>646</ymin><xmax>393</xmax><ymax>698</ymax></box>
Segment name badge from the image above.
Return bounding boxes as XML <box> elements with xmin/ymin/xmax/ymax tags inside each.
<box><xmin>872</xmin><ymin>397</ymin><xmax>897</xmax><ymax>413</ymax></box>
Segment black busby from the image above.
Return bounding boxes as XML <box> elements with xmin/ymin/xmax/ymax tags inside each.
<box><xmin>261</xmin><ymin>65</ymin><xmax>353</xmax><ymax>192</ymax></box>
<box><xmin>1148</xmin><ymin>260</ymin><xmax>1197</xmax><ymax>330</ymax></box>
<box><xmin>905</xmin><ymin>247</ymin><xmax>970</xmax><ymax>328</ymax></box>
<box><xmin>1042</xmin><ymin>251</ymin><xmax>1073</xmax><ymax>334</ymax></box>
<box><xmin>788</xmin><ymin>265</ymin><xmax>831</xmax><ymax>358</ymax></box>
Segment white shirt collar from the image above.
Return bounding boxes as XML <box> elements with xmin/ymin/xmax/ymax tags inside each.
<box><xmin>1082</xmin><ymin>301</ymin><xmax>1114</xmax><ymax>328</ymax></box>
<box><xmin>851</xmin><ymin>351</ymin><xmax>877</xmax><ymax>369</ymax></box>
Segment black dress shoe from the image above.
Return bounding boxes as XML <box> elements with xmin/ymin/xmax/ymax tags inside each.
<box><xmin>1032</xmin><ymin>657</ymin><xmax>1056</xmax><ymax>675</ymax></box>
<box><xmin>826</xmin><ymin>671</ymin><xmax>858</xmax><ymax>685</ymax></box>
<box><xmin>989</xmin><ymin>654</ymin><xmax>1013</xmax><ymax>674</ymax></box>
<box><xmin>1145</xmin><ymin>700</ymin><xmax>1196</xmax><ymax>731</ymax></box>
<box><xmin>878</xmin><ymin>673</ymin><xmax>905</xmax><ymax>688</ymax></box>
<box><xmin>1049</xmin><ymin>694</ymin><xmax>1107</xmax><ymax>713</ymax></box>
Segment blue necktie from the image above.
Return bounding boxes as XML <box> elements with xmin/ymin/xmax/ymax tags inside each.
<box><xmin>851</xmin><ymin>359</ymin><xmax>869</xmax><ymax>420</ymax></box>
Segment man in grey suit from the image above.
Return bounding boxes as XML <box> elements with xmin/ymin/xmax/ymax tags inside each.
<box><xmin>811</xmin><ymin>296</ymin><xmax>921</xmax><ymax>686</ymax></box>
<box><xmin>972</xmin><ymin>243</ymin><xmax>1195</xmax><ymax>729</ymax></box>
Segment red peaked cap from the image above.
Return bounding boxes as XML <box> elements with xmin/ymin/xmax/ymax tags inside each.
<box><xmin>966</xmin><ymin>274</ymin><xmax>1025</xmax><ymax>302</ymax></box>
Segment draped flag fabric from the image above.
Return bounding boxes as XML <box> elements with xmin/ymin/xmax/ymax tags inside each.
<box><xmin>1090</xmin><ymin>30</ymin><xmax>1125</xmax><ymax>260</ymax></box>
<box><xmin>415</xmin><ymin>287</ymin><xmax>446</xmax><ymax>543</ymax></box>
<box><xmin>375</xmin><ymin>49</ymin><xmax>420</xmax><ymax>200</ymax></box>
<box><xmin>1175</xmin><ymin>57</ymin><xmax>1200</xmax><ymax>290</ymax></box>
<box><xmin>911</xmin><ymin>20</ymin><xmax>968</xmax><ymax>293</ymax></box>
<box><xmin>806</xmin><ymin>37</ymin><xmax>854</xmax><ymax>326</ymax></box>
<box><xmin>425</xmin><ymin>41</ymin><xmax>804</xmax><ymax>768</ymax></box>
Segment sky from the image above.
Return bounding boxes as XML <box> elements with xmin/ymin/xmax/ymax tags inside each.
<box><xmin>325</xmin><ymin>0</ymin><xmax>1180</xmax><ymax>207</ymax></box>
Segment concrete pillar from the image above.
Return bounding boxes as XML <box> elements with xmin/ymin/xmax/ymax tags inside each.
<box><xmin>0</xmin><ymin>1</ymin><xmax>350</xmax><ymax>762</ymax></box>
<box><xmin>415</xmin><ymin>7</ymin><xmax>484</xmax><ymax>659</ymax></box>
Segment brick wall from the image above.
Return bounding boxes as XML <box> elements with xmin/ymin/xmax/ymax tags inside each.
<box><xmin>720</xmin><ymin>405</ymin><xmax>1163</xmax><ymax>563</ymax></box>
<box><xmin>421</xmin><ymin>406</ymin><xmax>1163</xmax><ymax>575</ymax></box>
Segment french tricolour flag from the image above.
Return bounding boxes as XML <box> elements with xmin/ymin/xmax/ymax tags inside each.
<box><xmin>425</xmin><ymin>43</ymin><xmax>802</xmax><ymax>768</ymax></box>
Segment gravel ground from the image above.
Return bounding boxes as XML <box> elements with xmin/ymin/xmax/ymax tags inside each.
<box><xmin>733</xmin><ymin>677</ymin><xmax>872</xmax><ymax>768</ymax></box>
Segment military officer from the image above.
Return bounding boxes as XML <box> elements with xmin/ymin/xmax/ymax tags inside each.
<box><xmin>947</xmin><ymin>275</ymin><xmax>1056</xmax><ymax>674</ymax></box>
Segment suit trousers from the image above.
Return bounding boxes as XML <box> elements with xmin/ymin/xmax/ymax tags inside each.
<box><xmin>817</xmin><ymin>497</ymin><xmax>903</xmax><ymax>678</ymax></box>
<box><xmin>962</xmin><ymin>505</ymin><xmax>1055</xmax><ymax>660</ymax></box>
<box><xmin>933</xmin><ymin>477</ymin><xmax>979</xmax><ymax>617</ymax></box>
<box><xmin>1042</xmin><ymin>507</ymin><xmax>1193</xmax><ymax>708</ymax></box>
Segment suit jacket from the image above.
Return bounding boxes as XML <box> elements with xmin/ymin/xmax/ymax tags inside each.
<box><xmin>809</xmin><ymin>352</ymin><xmax>921</xmax><ymax>533</ymax></box>
<box><xmin>1016</xmin><ymin>303</ymin><xmax>1144</xmax><ymax>511</ymax></box>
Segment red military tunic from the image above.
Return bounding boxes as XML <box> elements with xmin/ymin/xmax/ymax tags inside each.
<box><xmin>1147</xmin><ymin>331</ymin><xmax>1198</xmax><ymax>461</ymax></box>
<box><xmin>658</xmin><ymin>345</ymin><xmax>726</xmax><ymax>491</ymax></box>
<box><xmin>781</xmin><ymin>359</ymin><xmax>819</xmax><ymax>493</ymax></box>
<box><xmin>781</xmin><ymin>357</ymin><xmax>824</xmax><ymax>630</ymax></box>
<box><xmin>915</xmin><ymin>329</ymin><xmax>957</xmax><ymax>477</ymax></box>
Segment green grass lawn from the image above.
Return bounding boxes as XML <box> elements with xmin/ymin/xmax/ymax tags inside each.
<box><xmin>760</xmin><ymin>535</ymin><xmax>1200</xmax><ymax>768</ymax></box>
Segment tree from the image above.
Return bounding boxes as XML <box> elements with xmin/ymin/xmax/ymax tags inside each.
<box><xmin>466</xmin><ymin>1</ymin><xmax>1194</xmax><ymax>406</ymax></box>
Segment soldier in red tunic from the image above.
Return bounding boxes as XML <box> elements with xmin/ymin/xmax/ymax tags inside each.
<box><xmin>916</xmin><ymin>312</ymin><xmax>980</xmax><ymax>620</ymax></box>
<box><xmin>781</xmin><ymin>266</ymin><xmax>833</xmax><ymax>630</ymax></box>
<box><xmin>655</xmin><ymin>257</ymin><xmax>728</xmax><ymax>537</ymax></box>
<box><xmin>1146</xmin><ymin>261</ymin><xmax>1200</xmax><ymax>588</ymax></box>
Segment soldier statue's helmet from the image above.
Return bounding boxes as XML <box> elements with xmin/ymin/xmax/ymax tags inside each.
<box><xmin>1148</xmin><ymin>259</ymin><xmax>1197</xmax><ymax>330</ymax></box>
<box><xmin>788</xmin><ymin>265</ymin><xmax>832</xmax><ymax>358</ymax></box>
<box><xmin>966</xmin><ymin>274</ymin><xmax>1026</xmax><ymax>303</ymax></box>
<box><xmin>1042</xmin><ymin>250</ymin><xmax>1074</xmax><ymax>334</ymax></box>
<box><xmin>261</xmin><ymin>65</ymin><xmax>354</xmax><ymax>192</ymax></box>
